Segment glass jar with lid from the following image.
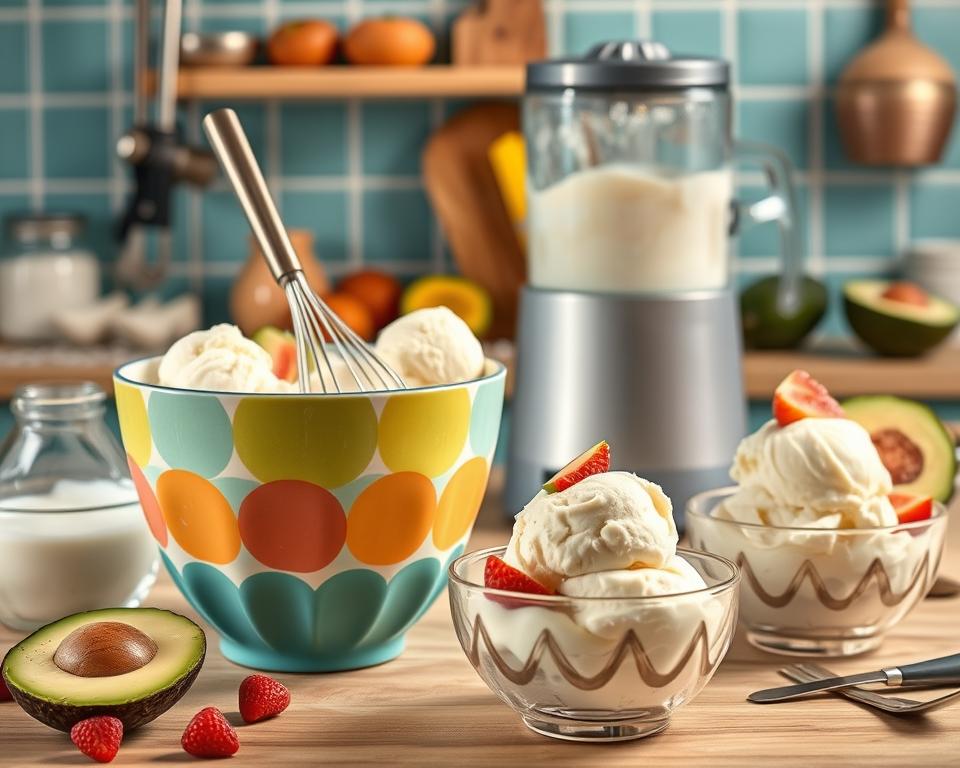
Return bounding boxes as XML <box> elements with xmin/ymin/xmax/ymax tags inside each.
<box><xmin>0</xmin><ymin>382</ymin><xmax>158</xmax><ymax>630</ymax></box>
<box><xmin>0</xmin><ymin>213</ymin><xmax>101</xmax><ymax>341</ymax></box>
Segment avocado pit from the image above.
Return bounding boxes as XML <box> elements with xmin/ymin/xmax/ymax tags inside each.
<box><xmin>871</xmin><ymin>428</ymin><xmax>924</xmax><ymax>485</ymax></box>
<box><xmin>54</xmin><ymin>621</ymin><xmax>159</xmax><ymax>678</ymax></box>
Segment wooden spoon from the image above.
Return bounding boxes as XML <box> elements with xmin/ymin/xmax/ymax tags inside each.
<box><xmin>835</xmin><ymin>0</ymin><xmax>956</xmax><ymax>166</ymax></box>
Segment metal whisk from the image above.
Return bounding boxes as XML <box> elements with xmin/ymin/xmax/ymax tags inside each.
<box><xmin>203</xmin><ymin>108</ymin><xmax>406</xmax><ymax>393</ymax></box>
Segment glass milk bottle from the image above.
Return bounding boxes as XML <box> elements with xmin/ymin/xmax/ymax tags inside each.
<box><xmin>0</xmin><ymin>383</ymin><xmax>158</xmax><ymax>630</ymax></box>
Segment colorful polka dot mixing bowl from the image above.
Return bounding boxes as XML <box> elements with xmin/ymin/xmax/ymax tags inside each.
<box><xmin>114</xmin><ymin>357</ymin><xmax>505</xmax><ymax>672</ymax></box>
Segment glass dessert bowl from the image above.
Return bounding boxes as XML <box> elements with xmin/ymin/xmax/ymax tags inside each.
<box><xmin>687</xmin><ymin>488</ymin><xmax>947</xmax><ymax>657</ymax></box>
<box><xmin>448</xmin><ymin>545</ymin><xmax>740</xmax><ymax>742</ymax></box>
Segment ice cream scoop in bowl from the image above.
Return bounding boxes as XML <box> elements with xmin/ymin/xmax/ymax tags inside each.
<box><xmin>687</xmin><ymin>488</ymin><xmax>947</xmax><ymax>657</ymax></box>
<box><xmin>448</xmin><ymin>545</ymin><xmax>739</xmax><ymax>742</ymax></box>
<box><xmin>113</xmin><ymin>353</ymin><xmax>505</xmax><ymax>672</ymax></box>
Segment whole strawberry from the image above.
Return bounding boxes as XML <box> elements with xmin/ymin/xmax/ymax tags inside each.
<box><xmin>181</xmin><ymin>707</ymin><xmax>239</xmax><ymax>759</ymax></box>
<box><xmin>239</xmin><ymin>674</ymin><xmax>291</xmax><ymax>724</ymax></box>
<box><xmin>70</xmin><ymin>716</ymin><xmax>123</xmax><ymax>763</ymax></box>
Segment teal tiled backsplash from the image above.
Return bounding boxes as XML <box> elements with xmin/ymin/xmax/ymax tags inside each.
<box><xmin>1</xmin><ymin>0</ymin><xmax>959</xmax><ymax>333</ymax></box>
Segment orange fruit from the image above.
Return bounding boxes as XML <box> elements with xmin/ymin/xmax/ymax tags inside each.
<box><xmin>343</xmin><ymin>17</ymin><xmax>436</xmax><ymax>67</ymax></box>
<box><xmin>322</xmin><ymin>292</ymin><xmax>376</xmax><ymax>342</ymax></box>
<box><xmin>338</xmin><ymin>270</ymin><xmax>402</xmax><ymax>330</ymax></box>
<box><xmin>267</xmin><ymin>19</ymin><xmax>339</xmax><ymax>66</ymax></box>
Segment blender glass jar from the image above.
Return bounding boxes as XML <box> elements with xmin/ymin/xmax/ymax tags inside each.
<box><xmin>525</xmin><ymin>41</ymin><xmax>801</xmax><ymax>296</ymax></box>
<box><xmin>0</xmin><ymin>382</ymin><xmax>158</xmax><ymax>630</ymax></box>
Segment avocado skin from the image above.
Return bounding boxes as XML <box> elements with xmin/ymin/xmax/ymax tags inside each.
<box><xmin>844</xmin><ymin>297</ymin><xmax>958</xmax><ymax>357</ymax></box>
<box><xmin>3</xmin><ymin>654</ymin><xmax>204</xmax><ymax>732</ymax></box>
<box><xmin>740</xmin><ymin>276</ymin><xmax>827</xmax><ymax>349</ymax></box>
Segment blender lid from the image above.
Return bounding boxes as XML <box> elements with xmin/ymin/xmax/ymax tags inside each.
<box><xmin>526</xmin><ymin>40</ymin><xmax>729</xmax><ymax>91</ymax></box>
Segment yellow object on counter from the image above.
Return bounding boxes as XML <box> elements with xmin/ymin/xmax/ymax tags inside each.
<box><xmin>487</xmin><ymin>131</ymin><xmax>526</xmax><ymax>247</ymax></box>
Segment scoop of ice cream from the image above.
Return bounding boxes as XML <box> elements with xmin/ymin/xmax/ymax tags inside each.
<box><xmin>724</xmin><ymin>418</ymin><xmax>896</xmax><ymax>528</ymax></box>
<box><xmin>158</xmin><ymin>324</ymin><xmax>287</xmax><ymax>393</ymax></box>
<box><xmin>504</xmin><ymin>472</ymin><xmax>678</xmax><ymax>592</ymax></box>
<box><xmin>374</xmin><ymin>306</ymin><xmax>483</xmax><ymax>387</ymax></box>
<box><xmin>559</xmin><ymin>555</ymin><xmax>705</xmax><ymax>599</ymax></box>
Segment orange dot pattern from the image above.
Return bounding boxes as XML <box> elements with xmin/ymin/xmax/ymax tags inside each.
<box><xmin>156</xmin><ymin>470</ymin><xmax>241</xmax><ymax>564</ymax></box>
<box><xmin>128</xmin><ymin>455</ymin><xmax>167</xmax><ymax>547</ymax></box>
<box><xmin>346</xmin><ymin>473</ymin><xmax>436</xmax><ymax>565</ymax></box>
<box><xmin>433</xmin><ymin>457</ymin><xmax>489</xmax><ymax>550</ymax></box>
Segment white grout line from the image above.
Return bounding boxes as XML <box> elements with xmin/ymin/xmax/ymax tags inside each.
<box><xmin>739</xmin><ymin>255</ymin><xmax>895</xmax><ymax>273</ymax></box>
<box><xmin>26</xmin><ymin>0</ymin><xmax>43</xmax><ymax>210</ymax></box>
<box><xmin>807</xmin><ymin>0</ymin><xmax>825</xmax><ymax>275</ymax></box>
<box><xmin>107</xmin><ymin>0</ymin><xmax>125</xmax><ymax>214</ymax></box>
<box><xmin>635</xmin><ymin>0</ymin><xmax>651</xmax><ymax>38</ymax></box>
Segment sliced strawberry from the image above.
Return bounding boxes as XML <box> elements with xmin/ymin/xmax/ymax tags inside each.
<box><xmin>484</xmin><ymin>555</ymin><xmax>551</xmax><ymax>594</ymax></box>
<box><xmin>889</xmin><ymin>492</ymin><xmax>934</xmax><ymax>524</ymax></box>
<box><xmin>772</xmin><ymin>370</ymin><xmax>844</xmax><ymax>427</ymax></box>
<box><xmin>543</xmin><ymin>440</ymin><xmax>610</xmax><ymax>493</ymax></box>
<box><xmin>882</xmin><ymin>281</ymin><xmax>929</xmax><ymax>307</ymax></box>
<box><xmin>273</xmin><ymin>342</ymin><xmax>298</xmax><ymax>382</ymax></box>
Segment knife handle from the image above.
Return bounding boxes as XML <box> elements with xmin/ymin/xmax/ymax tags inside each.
<box><xmin>894</xmin><ymin>653</ymin><xmax>960</xmax><ymax>685</ymax></box>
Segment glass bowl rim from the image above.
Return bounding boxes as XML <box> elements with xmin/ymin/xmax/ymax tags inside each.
<box><xmin>448</xmin><ymin>545</ymin><xmax>741</xmax><ymax>604</ymax></box>
<box><xmin>114</xmin><ymin>355</ymin><xmax>506</xmax><ymax>398</ymax></box>
<box><xmin>686</xmin><ymin>485</ymin><xmax>948</xmax><ymax>533</ymax></box>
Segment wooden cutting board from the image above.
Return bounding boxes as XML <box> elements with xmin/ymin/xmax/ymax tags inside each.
<box><xmin>452</xmin><ymin>0</ymin><xmax>546</xmax><ymax>66</ymax></box>
<box><xmin>422</xmin><ymin>102</ymin><xmax>526</xmax><ymax>339</ymax></box>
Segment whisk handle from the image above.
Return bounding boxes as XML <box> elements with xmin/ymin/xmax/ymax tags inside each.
<box><xmin>202</xmin><ymin>108</ymin><xmax>302</xmax><ymax>283</ymax></box>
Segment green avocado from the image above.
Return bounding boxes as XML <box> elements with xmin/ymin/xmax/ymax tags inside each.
<box><xmin>740</xmin><ymin>275</ymin><xmax>828</xmax><ymax>349</ymax></box>
<box><xmin>2</xmin><ymin>608</ymin><xmax>205</xmax><ymax>732</ymax></box>
<box><xmin>843</xmin><ymin>395</ymin><xmax>956</xmax><ymax>503</ymax></box>
<box><xmin>843</xmin><ymin>280</ymin><xmax>959</xmax><ymax>357</ymax></box>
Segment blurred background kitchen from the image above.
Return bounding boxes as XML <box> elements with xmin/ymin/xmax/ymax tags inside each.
<box><xmin>0</xmin><ymin>0</ymin><xmax>958</xmax><ymax>450</ymax></box>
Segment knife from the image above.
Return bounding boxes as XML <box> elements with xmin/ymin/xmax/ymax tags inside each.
<box><xmin>748</xmin><ymin>652</ymin><xmax>960</xmax><ymax>703</ymax></box>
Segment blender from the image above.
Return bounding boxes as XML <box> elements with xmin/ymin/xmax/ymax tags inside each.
<box><xmin>506</xmin><ymin>41</ymin><xmax>803</xmax><ymax>527</ymax></box>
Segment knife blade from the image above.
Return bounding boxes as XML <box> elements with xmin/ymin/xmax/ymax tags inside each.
<box><xmin>748</xmin><ymin>670</ymin><xmax>892</xmax><ymax>703</ymax></box>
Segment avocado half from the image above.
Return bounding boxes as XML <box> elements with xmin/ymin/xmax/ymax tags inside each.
<box><xmin>843</xmin><ymin>395</ymin><xmax>957</xmax><ymax>503</ymax></box>
<box><xmin>740</xmin><ymin>275</ymin><xmax>828</xmax><ymax>349</ymax></box>
<box><xmin>2</xmin><ymin>607</ymin><xmax>205</xmax><ymax>732</ymax></box>
<box><xmin>844</xmin><ymin>280</ymin><xmax>960</xmax><ymax>357</ymax></box>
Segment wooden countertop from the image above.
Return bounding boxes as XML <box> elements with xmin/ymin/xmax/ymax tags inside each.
<box><xmin>1</xmin><ymin>343</ymin><xmax>958</xmax><ymax>401</ymax></box>
<box><xmin>1</xmin><ymin>472</ymin><xmax>958</xmax><ymax>766</ymax></box>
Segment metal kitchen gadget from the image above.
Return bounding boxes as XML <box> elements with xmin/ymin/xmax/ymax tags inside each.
<box><xmin>505</xmin><ymin>41</ymin><xmax>804</xmax><ymax>524</ymax></box>
<box><xmin>202</xmin><ymin>108</ymin><xmax>406</xmax><ymax>393</ymax></box>
<box><xmin>748</xmin><ymin>652</ymin><xmax>960</xmax><ymax>704</ymax></box>
<box><xmin>782</xmin><ymin>663</ymin><xmax>960</xmax><ymax>715</ymax></box>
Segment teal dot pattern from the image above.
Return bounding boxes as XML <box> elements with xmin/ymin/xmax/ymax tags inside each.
<box><xmin>148</xmin><ymin>391</ymin><xmax>233</xmax><ymax>477</ymax></box>
<box><xmin>469</xmin><ymin>375</ymin><xmax>505</xmax><ymax>457</ymax></box>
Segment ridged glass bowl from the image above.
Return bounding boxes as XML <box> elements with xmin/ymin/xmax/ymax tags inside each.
<box><xmin>687</xmin><ymin>487</ymin><xmax>948</xmax><ymax>657</ymax></box>
<box><xmin>448</xmin><ymin>546</ymin><xmax>740</xmax><ymax>742</ymax></box>
<box><xmin>113</xmin><ymin>356</ymin><xmax>505</xmax><ymax>672</ymax></box>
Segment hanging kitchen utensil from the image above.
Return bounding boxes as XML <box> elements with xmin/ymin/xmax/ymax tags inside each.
<box><xmin>115</xmin><ymin>0</ymin><xmax>217</xmax><ymax>290</ymax></box>
<box><xmin>835</xmin><ymin>0</ymin><xmax>956</xmax><ymax>167</ymax></box>
<box><xmin>422</xmin><ymin>102</ymin><xmax>526</xmax><ymax>339</ymax></box>
<box><xmin>452</xmin><ymin>0</ymin><xmax>546</xmax><ymax>66</ymax></box>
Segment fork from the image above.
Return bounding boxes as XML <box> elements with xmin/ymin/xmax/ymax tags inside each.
<box><xmin>781</xmin><ymin>662</ymin><xmax>960</xmax><ymax>715</ymax></box>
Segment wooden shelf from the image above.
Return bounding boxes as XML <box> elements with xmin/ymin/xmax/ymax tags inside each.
<box><xmin>167</xmin><ymin>65</ymin><xmax>525</xmax><ymax>100</ymax></box>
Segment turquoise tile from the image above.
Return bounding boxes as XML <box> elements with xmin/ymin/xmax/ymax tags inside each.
<box><xmin>651</xmin><ymin>10</ymin><xmax>722</xmax><ymax>59</ymax></box>
<box><xmin>737</xmin><ymin>9</ymin><xmax>808</xmax><ymax>86</ymax></box>
<box><xmin>0</xmin><ymin>23</ymin><xmax>27</xmax><ymax>93</ymax></box>
<box><xmin>202</xmin><ymin>276</ymin><xmax>234</xmax><ymax>327</ymax></box>
<box><xmin>44</xmin><ymin>192</ymin><xmax>116</xmax><ymax>263</ymax></box>
<box><xmin>822</xmin><ymin>6</ymin><xmax>882</xmax><ymax>85</ymax></box>
<box><xmin>0</xmin><ymin>109</ymin><xmax>29</xmax><ymax>179</ymax></box>
<box><xmin>197</xmin><ymin>15</ymin><xmax>267</xmax><ymax>35</ymax></box>
<box><xmin>121</xmin><ymin>18</ymin><xmax>134</xmax><ymax>92</ymax></box>
<box><xmin>0</xmin><ymin>194</ymin><xmax>30</xmax><ymax>225</ymax></box>
<box><xmin>736</xmin><ymin>182</ymin><xmax>810</xmax><ymax>260</ymax></box>
<box><xmin>279</xmin><ymin>104</ymin><xmax>347</xmax><ymax>177</ymax></box>
<box><xmin>43</xmin><ymin>0</ymin><xmax>104</xmax><ymax>6</ymax></box>
<box><xmin>198</xmin><ymin>102</ymin><xmax>266</xmax><ymax>161</ymax></box>
<box><xmin>42</xmin><ymin>21</ymin><xmax>109</xmax><ymax>92</ymax></box>
<box><xmin>737</xmin><ymin>99</ymin><xmax>809</xmax><ymax>169</ymax></box>
<box><xmin>362</xmin><ymin>189</ymin><xmax>431</xmax><ymax>263</ymax></box>
<box><xmin>279</xmin><ymin>190</ymin><xmax>349</xmax><ymax>263</ymax></box>
<box><xmin>43</xmin><ymin>106</ymin><xmax>110</xmax><ymax>178</ymax></box>
<box><xmin>914</xmin><ymin>8</ymin><xmax>960</xmax><ymax>77</ymax></box>
<box><xmin>201</xmin><ymin>189</ymin><xmax>251</xmax><ymax>262</ymax></box>
<box><xmin>361</xmin><ymin>102</ymin><xmax>431</xmax><ymax>176</ymax></box>
<box><xmin>823</xmin><ymin>185</ymin><xmax>895</xmax><ymax>258</ymax></box>
<box><xmin>910</xmin><ymin>184</ymin><xmax>960</xmax><ymax>240</ymax></box>
<box><xmin>938</xmin><ymin>122</ymin><xmax>960</xmax><ymax>170</ymax></box>
<box><xmin>563</xmin><ymin>11</ymin><xmax>635</xmax><ymax>55</ymax></box>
